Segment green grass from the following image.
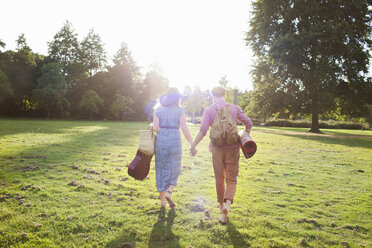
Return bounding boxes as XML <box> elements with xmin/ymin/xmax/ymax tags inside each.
<box><xmin>0</xmin><ymin>118</ymin><xmax>371</xmax><ymax>248</ymax></box>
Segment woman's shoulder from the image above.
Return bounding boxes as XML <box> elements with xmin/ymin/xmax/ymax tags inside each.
<box><xmin>154</xmin><ymin>106</ymin><xmax>164</xmax><ymax>115</ymax></box>
<box><xmin>177</xmin><ymin>106</ymin><xmax>185</xmax><ymax>115</ymax></box>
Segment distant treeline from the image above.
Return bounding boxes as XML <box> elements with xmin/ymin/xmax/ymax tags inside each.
<box><xmin>1</xmin><ymin>0</ymin><xmax>372</xmax><ymax>130</ymax></box>
<box><xmin>0</xmin><ymin>21</ymin><xmax>169</xmax><ymax>120</ymax></box>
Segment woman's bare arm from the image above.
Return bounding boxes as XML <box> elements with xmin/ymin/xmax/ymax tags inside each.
<box><xmin>180</xmin><ymin>114</ymin><xmax>193</xmax><ymax>144</ymax></box>
<box><xmin>152</xmin><ymin>115</ymin><xmax>160</xmax><ymax>132</ymax></box>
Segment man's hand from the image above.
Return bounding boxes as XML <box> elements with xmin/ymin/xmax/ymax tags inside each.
<box><xmin>189</xmin><ymin>145</ymin><xmax>197</xmax><ymax>156</ymax></box>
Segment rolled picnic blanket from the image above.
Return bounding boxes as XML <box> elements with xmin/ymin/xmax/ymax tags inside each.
<box><xmin>238</xmin><ymin>130</ymin><xmax>257</xmax><ymax>159</ymax></box>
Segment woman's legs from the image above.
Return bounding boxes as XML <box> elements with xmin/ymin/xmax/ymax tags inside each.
<box><xmin>165</xmin><ymin>184</ymin><xmax>176</xmax><ymax>208</ymax></box>
<box><xmin>159</xmin><ymin>192</ymin><xmax>167</xmax><ymax>207</ymax></box>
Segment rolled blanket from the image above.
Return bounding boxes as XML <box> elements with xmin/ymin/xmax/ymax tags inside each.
<box><xmin>238</xmin><ymin>130</ymin><xmax>257</xmax><ymax>159</ymax></box>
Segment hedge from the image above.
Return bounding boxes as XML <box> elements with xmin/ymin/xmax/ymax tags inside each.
<box><xmin>263</xmin><ymin>119</ymin><xmax>369</xmax><ymax>130</ymax></box>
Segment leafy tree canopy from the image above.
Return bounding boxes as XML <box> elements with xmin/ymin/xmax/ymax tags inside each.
<box><xmin>111</xmin><ymin>93</ymin><xmax>134</xmax><ymax>121</ymax></box>
<box><xmin>0</xmin><ymin>68</ymin><xmax>13</xmax><ymax>104</ymax></box>
<box><xmin>0</xmin><ymin>39</ymin><xmax>5</xmax><ymax>52</ymax></box>
<box><xmin>16</xmin><ymin>33</ymin><xmax>31</xmax><ymax>52</ymax></box>
<box><xmin>32</xmin><ymin>62</ymin><xmax>70</xmax><ymax>119</ymax></box>
<box><xmin>183</xmin><ymin>86</ymin><xmax>209</xmax><ymax>123</ymax></box>
<box><xmin>79</xmin><ymin>89</ymin><xmax>104</xmax><ymax>120</ymax></box>
<box><xmin>246</xmin><ymin>0</ymin><xmax>371</xmax><ymax>132</ymax></box>
<box><xmin>48</xmin><ymin>20</ymin><xmax>80</xmax><ymax>71</ymax></box>
<box><xmin>80</xmin><ymin>29</ymin><xmax>107</xmax><ymax>76</ymax></box>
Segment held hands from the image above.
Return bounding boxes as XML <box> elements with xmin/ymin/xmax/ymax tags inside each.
<box><xmin>189</xmin><ymin>144</ymin><xmax>197</xmax><ymax>156</ymax></box>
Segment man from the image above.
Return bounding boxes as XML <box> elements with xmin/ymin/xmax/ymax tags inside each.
<box><xmin>190</xmin><ymin>85</ymin><xmax>252</xmax><ymax>224</ymax></box>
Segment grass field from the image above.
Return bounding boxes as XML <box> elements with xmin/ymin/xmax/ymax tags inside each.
<box><xmin>0</xmin><ymin>119</ymin><xmax>371</xmax><ymax>248</ymax></box>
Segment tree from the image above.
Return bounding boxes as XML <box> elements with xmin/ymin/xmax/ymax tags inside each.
<box><xmin>1</xmin><ymin>35</ymin><xmax>42</xmax><ymax>115</ymax></box>
<box><xmin>218</xmin><ymin>75</ymin><xmax>228</xmax><ymax>87</ymax></box>
<box><xmin>0</xmin><ymin>39</ymin><xmax>5</xmax><ymax>52</ymax></box>
<box><xmin>183</xmin><ymin>86</ymin><xmax>209</xmax><ymax>123</ymax></box>
<box><xmin>80</xmin><ymin>29</ymin><xmax>107</xmax><ymax>76</ymax></box>
<box><xmin>48</xmin><ymin>20</ymin><xmax>80</xmax><ymax>73</ymax></box>
<box><xmin>111</xmin><ymin>93</ymin><xmax>134</xmax><ymax>121</ymax></box>
<box><xmin>110</xmin><ymin>42</ymin><xmax>140</xmax><ymax>95</ymax></box>
<box><xmin>32</xmin><ymin>62</ymin><xmax>70</xmax><ymax>119</ymax></box>
<box><xmin>105</xmin><ymin>43</ymin><xmax>142</xmax><ymax>119</ymax></box>
<box><xmin>16</xmin><ymin>34</ymin><xmax>31</xmax><ymax>52</ymax></box>
<box><xmin>142</xmin><ymin>64</ymin><xmax>169</xmax><ymax>102</ymax></box>
<box><xmin>0</xmin><ymin>68</ymin><xmax>13</xmax><ymax>105</ymax></box>
<box><xmin>183</xmin><ymin>85</ymin><xmax>193</xmax><ymax>96</ymax></box>
<box><xmin>79</xmin><ymin>90</ymin><xmax>104</xmax><ymax>120</ymax></box>
<box><xmin>113</xmin><ymin>42</ymin><xmax>137</xmax><ymax>69</ymax></box>
<box><xmin>48</xmin><ymin>21</ymin><xmax>90</xmax><ymax>116</ymax></box>
<box><xmin>246</xmin><ymin>0</ymin><xmax>371</xmax><ymax>132</ymax></box>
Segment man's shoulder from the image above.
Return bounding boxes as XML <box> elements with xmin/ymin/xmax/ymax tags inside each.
<box><xmin>228</xmin><ymin>103</ymin><xmax>242</xmax><ymax>110</ymax></box>
<box><xmin>204</xmin><ymin>104</ymin><xmax>217</xmax><ymax>112</ymax></box>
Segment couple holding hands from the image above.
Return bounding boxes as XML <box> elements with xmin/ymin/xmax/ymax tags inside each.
<box><xmin>150</xmin><ymin>85</ymin><xmax>252</xmax><ymax>224</ymax></box>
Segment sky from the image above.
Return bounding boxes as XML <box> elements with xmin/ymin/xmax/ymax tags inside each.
<box><xmin>0</xmin><ymin>0</ymin><xmax>254</xmax><ymax>92</ymax></box>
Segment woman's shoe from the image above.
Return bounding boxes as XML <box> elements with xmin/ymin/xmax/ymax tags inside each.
<box><xmin>165</xmin><ymin>191</ymin><xmax>176</xmax><ymax>208</ymax></box>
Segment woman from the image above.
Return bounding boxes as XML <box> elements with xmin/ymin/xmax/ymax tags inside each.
<box><xmin>151</xmin><ymin>87</ymin><xmax>193</xmax><ymax>208</ymax></box>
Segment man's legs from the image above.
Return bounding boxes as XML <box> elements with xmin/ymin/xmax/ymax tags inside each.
<box><xmin>212</xmin><ymin>146</ymin><xmax>225</xmax><ymax>211</ymax></box>
<box><xmin>220</xmin><ymin>147</ymin><xmax>240</xmax><ymax>224</ymax></box>
<box><xmin>224</xmin><ymin>147</ymin><xmax>240</xmax><ymax>205</ymax></box>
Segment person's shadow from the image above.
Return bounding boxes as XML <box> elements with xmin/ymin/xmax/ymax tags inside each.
<box><xmin>226</xmin><ymin>221</ymin><xmax>251</xmax><ymax>247</ymax></box>
<box><xmin>148</xmin><ymin>208</ymin><xmax>180</xmax><ymax>248</ymax></box>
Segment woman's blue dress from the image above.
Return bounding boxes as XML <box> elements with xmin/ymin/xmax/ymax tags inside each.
<box><xmin>154</xmin><ymin>106</ymin><xmax>185</xmax><ymax>192</ymax></box>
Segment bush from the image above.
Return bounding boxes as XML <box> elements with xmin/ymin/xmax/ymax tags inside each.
<box><xmin>264</xmin><ymin>119</ymin><xmax>368</xmax><ymax>130</ymax></box>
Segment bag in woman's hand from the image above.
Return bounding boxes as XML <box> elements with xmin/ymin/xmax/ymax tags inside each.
<box><xmin>128</xmin><ymin>129</ymin><xmax>155</xmax><ymax>180</ymax></box>
<box><xmin>128</xmin><ymin>149</ymin><xmax>152</xmax><ymax>180</ymax></box>
<box><xmin>139</xmin><ymin>130</ymin><xmax>155</xmax><ymax>155</ymax></box>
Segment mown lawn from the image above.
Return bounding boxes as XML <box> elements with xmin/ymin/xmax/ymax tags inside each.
<box><xmin>0</xmin><ymin>119</ymin><xmax>371</xmax><ymax>248</ymax></box>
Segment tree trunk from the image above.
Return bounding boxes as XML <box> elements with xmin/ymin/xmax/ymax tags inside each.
<box><xmin>47</xmin><ymin>108</ymin><xmax>50</xmax><ymax>120</ymax></box>
<box><xmin>233</xmin><ymin>89</ymin><xmax>238</xmax><ymax>105</ymax></box>
<box><xmin>309</xmin><ymin>94</ymin><xmax>321</xmax><ymax>133</ymax></box>
<box><xmin>122</xmin><ymin>111</ymin><xmax>125</xmax><ymax>122</ymax></box>
<box><xmin>192</xmin><ymin>111</ymin><xmax>196</xmax><ymax>124</ymax></box>
<box><xmin>90</xmin><ymin>112</ymin><xmax>93</xmax><ymax>120</ymax></box>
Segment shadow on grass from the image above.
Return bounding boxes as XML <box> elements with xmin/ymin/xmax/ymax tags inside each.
<box><xmin>279</xmin><ymin>133</ymin><xmax>372</xmax><ymax>149</ymax></box>
<box><xmin>226</xmin><ymin>222</ymin><xmax>250</xmax><ymax>248</ymax></box>
<box><xmin>148</xmin><ymin>208</ymin><xmax>180</xmax><ymax>248</ymax></box>
<box><xmin>104</xmin><ymin>231</ymin><xmax>137</xmax><ymax>248</ymax></box>
<box><xmin>255</xmin><ymin>126</ymin><xmax>372</xmax><ymax>137</ymax></box>
<box><xmin>0</xmin><ymin>120</ymin><xmax>144</xmax><ymax>184</ymax></box>
<box><xmin>257</xmin><ymin>129</ymin><xmax>372</xmax><ymax>149</ymax></box>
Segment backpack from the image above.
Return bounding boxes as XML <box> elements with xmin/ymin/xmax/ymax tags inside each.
<box><xmin>209</xmin><ymin>104</ymin><xmax>239</xmax><ymax>146</ymax></box>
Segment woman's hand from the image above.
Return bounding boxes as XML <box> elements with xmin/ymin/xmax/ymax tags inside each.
<box><xmin>149</xmin><ymin>123</ymin><xmax>154</xmax><ymax>130</ymax></box>
<box><xmin>189</xmin><ymin>145</ymin><xmax>197</xmax><ymax>156</ymax></box>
